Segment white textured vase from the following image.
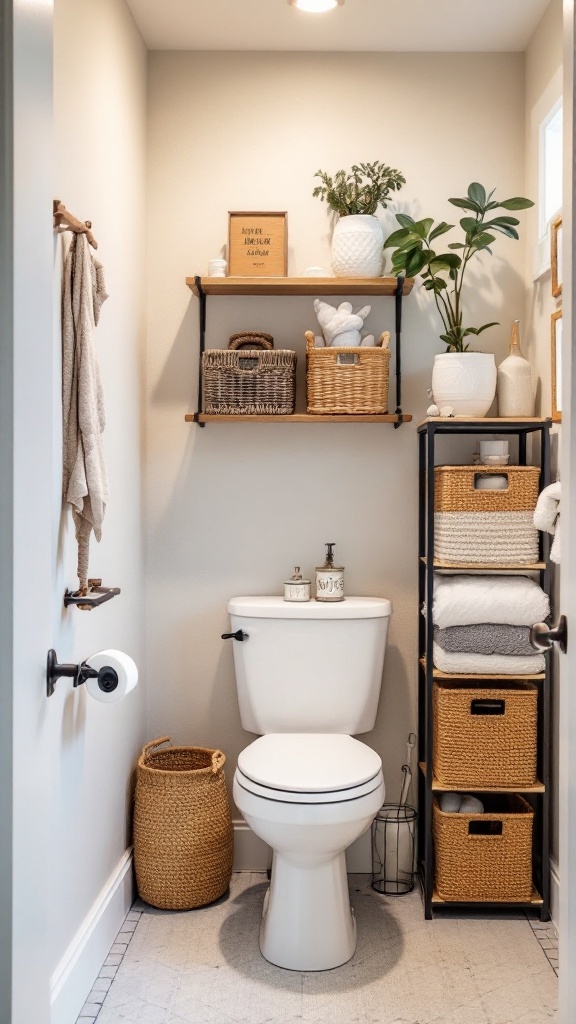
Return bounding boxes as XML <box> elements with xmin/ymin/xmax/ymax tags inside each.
<box><xmin>331</xmin><ymin>215</ymin><xmax>384</xmax><ymax>278</ymax></box>
<box><xmin>497</xmin><ymin>320</ymin><xmax>533</xmax><ymax>417</ymax></box>
<box><xmin>432</xmin><ymin>352</ymin><xmax>497</xmax><ymax>418</ymax></box>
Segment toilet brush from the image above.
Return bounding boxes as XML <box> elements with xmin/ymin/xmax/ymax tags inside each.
<box><xmin>399</xmin><ymin>764</ymin><xmax>412</xmax><ymax>807</ymax></box>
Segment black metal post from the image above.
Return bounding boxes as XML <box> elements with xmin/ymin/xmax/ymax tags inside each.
<box><xmin>424</xmin><ymin>423</ymin><xmax>436</xmax><ymax>918</ymax></box>
<box><xmin>194</xmin><ymin>275</ymin><xmax>207</xmax><ymax>426</ymax></box>
<box><xmin>394</xmin><ymin>276</ymin><xmax>404</xmax><ymax>428</ymax></box>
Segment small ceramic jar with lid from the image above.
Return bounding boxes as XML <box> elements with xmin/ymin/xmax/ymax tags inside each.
<box><xmin>284</xmin><ymin>567</ymin><xmax>311</xmax><ymax>603</ymax></box>
<box><xmin>316</xmin><ymin>543</ymin><xmax>345</xmax><ymax>603</ymax></box>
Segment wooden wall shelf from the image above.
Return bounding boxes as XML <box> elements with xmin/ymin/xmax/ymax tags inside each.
<box><xmin>186</xmin><ymin>412</ymin><xmax>412</xmax><ymax>425</ymax></box>
<box><xmin>418</xmin><ymin>763</ymin><xmax>545</xmax><ymax>794</ymax></box>
<box><xmin>187</xmin><ymin>276</ymin><xmax>414</xmax><ymax>297</ymax></box>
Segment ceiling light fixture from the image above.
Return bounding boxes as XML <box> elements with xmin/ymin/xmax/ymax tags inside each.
<box><xmin>288</xmin><ymin>0</ymin><xmax>344</xmax><ymax>13</ymax></box>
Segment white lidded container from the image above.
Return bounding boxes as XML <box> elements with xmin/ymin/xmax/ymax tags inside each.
<box><xmin>283</xmin><ymin>567</ymin><xmax>311</xmax><ymax>603</ymax></box>
<box><xmin>227</xmin><ymin>595</ymin><xmax>391</xmax><ymax>735</ymax></box>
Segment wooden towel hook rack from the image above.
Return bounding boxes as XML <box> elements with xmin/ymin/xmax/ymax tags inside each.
<box><xmin>53</xmin><ymin>199</ymin><xmax>98</xmax><ymax>249</ymax></box>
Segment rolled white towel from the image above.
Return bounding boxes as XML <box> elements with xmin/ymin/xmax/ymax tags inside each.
<box><xmin>459</xmin><ymin>795</ymin><xmax>485</xmax><ymax>814</ymax></box>
<box><xmin>440</xmin><ymin>793</ymin><xmax>463</xmax><ymax>813</ymax></box>
<box><xmin>432</xmin><ymin>574</ymin><xmax>550</xmax><ymax>628</ymax></box>
<box><xmin>534</xmin><ymin>481</ymin><xmax>561</xmax><ymax>534</ymax></box>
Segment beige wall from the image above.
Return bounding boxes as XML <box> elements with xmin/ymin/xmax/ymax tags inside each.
<box><xmin>145</xmin><ymin>51</ymin><xmax>527</xmax><ymax>823</ymax></box>
<box><xmin>52</xmin><ymin>0</ymin><xmax>147</xmax><ymax>1017</ymax></box>
<box><xmin>524</xmin><ymin>0</ymin><xmax>563</xmax><ymax>901</ymax></box>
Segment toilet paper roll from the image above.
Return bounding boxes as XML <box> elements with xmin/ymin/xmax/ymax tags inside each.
<box><xmin>84</xmin><ymin>649</ymin><xmax>138</xmax><ymax>703</ymax></box>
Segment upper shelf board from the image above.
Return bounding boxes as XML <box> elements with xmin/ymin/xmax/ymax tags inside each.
<box><xmin>187</xmin><ymin>276</ymin><xmax>414</xmax><ymax>297</ymax></box>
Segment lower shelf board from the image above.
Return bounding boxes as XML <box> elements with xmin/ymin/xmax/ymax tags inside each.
<box><xmin>419</xmin><ymin>658</ymin><xmax>545</xmax><ymax>681</ymax></box>
<box><xmin>431</xmin><ymin>887</ymin><xmax>543</xmax><ymax>907</ymax></box>
<box><xmin>186</xmin><ymin>412</ymin><xmax>412</xmax><ymax>424</ymax></box>
<box><xmin>418</xmin><ymin>762</ymin><xmax>545</xmax><ymax>794</ymax></box>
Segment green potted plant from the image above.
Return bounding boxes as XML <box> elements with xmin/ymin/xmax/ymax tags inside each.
<box><xmin>313</xmin><ymin>161</ymin><xmax>405</xmax><ymax>278</ymax></box>
<box><xmin>383</xmin><ymin>182</ymin><xmax>533</xmax><ymax>416</ymax></box>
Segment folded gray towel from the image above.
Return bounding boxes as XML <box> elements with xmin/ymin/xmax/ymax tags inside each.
<box><xmin>434</xmin><ymin>623</ymin><xmax>536</xmax><ymax>656</ymax></box>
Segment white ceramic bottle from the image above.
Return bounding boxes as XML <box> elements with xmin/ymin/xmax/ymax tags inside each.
<box><xmin>315</xmin><ymin>543</ymin><xmax>345</xmax><ymax>603</ymax></box>
<box><xmin>497</xmin><ymin>320</ymin><xmax>533</xmax><ymax>417</ymax></box>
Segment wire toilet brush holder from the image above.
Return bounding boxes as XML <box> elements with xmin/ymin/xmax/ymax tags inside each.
<box><xmin>371</xmin><ymin>803</ymin><xmax>417</xmax><ymax>896</ymax></box>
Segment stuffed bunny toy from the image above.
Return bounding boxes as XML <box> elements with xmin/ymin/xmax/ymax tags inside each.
<box><xmin>313</xmin><ymin>299</ymin><xmax>374</xmax><ymax>347</ymax></box>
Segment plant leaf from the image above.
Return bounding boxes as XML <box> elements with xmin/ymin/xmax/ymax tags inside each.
<box><xmin>498</xmin><ymin>197</ymin><xmax>534</xmax><ymax>210</ymax></box>
<box><xmin>430</xmin><ymin>253</ymin><xmax>461</xmax><ymax>269</ymax></box>
<box><xmin>429</xmin><ymin>221</ymin><xmax>453</xmax><ymax>242</ymax></box>
<box><xmin>448</xmin><ymin>197</ymin><xmax>481</xmax><ymax>212</ymax></box>
<box><xmin>460</xmin><ymin>217</ymin><xmax>481</xmax><ymax>235</ymax></box>
<box><xmin>396</xmin><ymin>213</ymin><xmax>416</xmax><ymax>228</ymax></box>
<box><xmin>405</xmin><ymin>249</ymin><xmax>429</xmax><ymax>276</ymax></box>
<box><xmin>448</xmin><ymin>242</ymin><xmax>466</xmax><ymax>249</ymax></box>
<box><xmin>486</xmin><ymin>215</ymin><xmax>520</xmax><ymax>227</ymax></box>
<box><xmin>475</xmin><ymin>321</ymin><xmax>499</xmax><ymax>334</ymax></box>
<box><xmin>468</xmin><ymin>182</ymin><xmax>487</xmax><ymax>207</ymax></box>
<box><xmin>412</xmin><ymin>218</ymin><xmax>435</xmax><ymax>239</ymax></box>
<box><xmin>471</xmin><ymin>232</ymin><xmax>496</xmax><ymax>248</ymax></box>
<box><xmin>383</xmin><ymin>227</ymin><xmax>412</xmax><ymax>248</ymax></box>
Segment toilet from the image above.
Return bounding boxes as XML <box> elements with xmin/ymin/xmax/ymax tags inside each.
<box><xmin>227</xmin><ymin>595</ymin><xmax>391</xmax><ymax>971</ymax></box>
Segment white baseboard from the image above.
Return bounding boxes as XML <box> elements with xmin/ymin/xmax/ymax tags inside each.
<box><xmin>550</xmin><ymin>856</ymin><xmax>560</xmax><ymax>931</ymax></box>
<box><xmin>232</xmin><ymin>820</ymin><xmax>372</xmax><ymax>873</ymax></box>
<box><xmin>50</xmin><ymin>848</ymin><xmax>134</xmax><ymax>1024</ymax></box>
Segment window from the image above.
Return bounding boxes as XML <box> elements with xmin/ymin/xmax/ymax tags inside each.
<box><xmin>539</xmin><ymin>98</ymin><xmax>563</xmax><ymax>240</ymax></box>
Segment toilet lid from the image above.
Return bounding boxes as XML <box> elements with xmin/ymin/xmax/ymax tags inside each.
<box><xmin>237</xmin><ymin>734</ymin><xmax>382</xmax><ymax>794</ymax></box>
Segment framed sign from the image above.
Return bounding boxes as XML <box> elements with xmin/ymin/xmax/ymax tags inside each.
<box><xmin>228</xmin><ymin>211</ymin><xmax>287</xmax><ymax>277</ymax></box>
<box><xmin>551</xmin><ymin>215</ymin><xmax>562</xmax><ymax>298</ymax></box>
<box><xmin>551</xmin><ymin>308</ymin><xmax>562</xmax><ymax>423</ymax></box>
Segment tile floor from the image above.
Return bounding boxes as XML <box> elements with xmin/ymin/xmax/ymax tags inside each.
<box><xmin>77</xmin><ymin>873</ymin><xmax>558</xmax><ymax>1024</ymax></box>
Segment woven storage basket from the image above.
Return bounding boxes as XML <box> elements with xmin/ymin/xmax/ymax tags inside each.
<box><xmin>305</xmin><ymin>333</ymin><xmax>390</xmax><ymax>414</ymax></box>
<box><xmin>434</xmin><ymin>465</ymin><xmax>540</xmax><ymax>565</ymax></box>
<box><xmin>202</xmin><ymin>349</ymin><xmax>296</xmax><ymax>415</ymax></box>
<box><xmin>133</xmin><ymin>737</ymin><xmax>233</xmax><ymax>910</ymax></box>
<box><xmin>433</xmin><ymin>794</ymin><xmax>534</xmax><ymax>902</ymax></box>
<box><xmin>433</xmin><ymin>680</ymin><xmax>538</xmax><ymax>788</ymax></box>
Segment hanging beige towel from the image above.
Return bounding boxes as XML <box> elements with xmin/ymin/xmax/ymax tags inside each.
<box><xmin>62</xmin><ymin>233</ymin><xmax>109</xmax><ymax>592</ymax></box>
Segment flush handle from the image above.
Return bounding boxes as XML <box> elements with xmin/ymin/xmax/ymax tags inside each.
<box><xmin>530</xmin><ymin>615</ymin><xmax>568</xmax><ymax>653</ymax></box>
<box><xmin>221</xmin><ymin>630</ymin><xmax>249</xmax><ymax>642</ymax></box>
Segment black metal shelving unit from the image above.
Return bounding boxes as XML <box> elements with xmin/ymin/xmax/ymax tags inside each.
<box><xmin>417</xmin><ymin>417</ymin><xmax>552</xmax><ymax>921</ymax></box>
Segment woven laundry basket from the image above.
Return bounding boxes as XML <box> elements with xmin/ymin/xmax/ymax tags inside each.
<box><xmin>133</xmin><ymin>737</ymin><xmax>233</xmax><ymax>910</ymax></box>
<box><xmin>433</xmin><ymin>680</ymin><xmax>538</xmax><ymax>788</ymax></box>
<box><xmin>305</xmin><ymin>332</ymin><xmax>390</xmax><ymax>414</ymax></box>
<box><xmin>202</xmin><ymin>348</ymin><xmax>296</xmax><ymax>415</ymax></box>
<box><xmin>434</xmin><ymin>465</ymin><xmax>540</xmax><ymax>565</ymax></box>
<box><xmin>433</xmin><ymin>794</ymin><xmax>534</xmax><ymax>902</ymax></box>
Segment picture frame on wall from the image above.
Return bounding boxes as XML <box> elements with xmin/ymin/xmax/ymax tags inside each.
<box><xmin>551</xmin><ymin>308</ymin><xmax>562</xmax><ymax>423</ymax></box>
<box><xmin>228</xmin><ymin>211</ymin><xmax>288</xmax><ymax>277</ymax></box>
<box><xmin>551</xmin><ymin>214</ymin><xmax>562</xmax><ymax>298</ymax></box>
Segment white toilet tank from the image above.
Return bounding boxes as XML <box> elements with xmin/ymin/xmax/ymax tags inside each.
<box><xmin>227</xmin><ymin>596</ymin><xmax>391</xmax><ymax>735</ymax></box>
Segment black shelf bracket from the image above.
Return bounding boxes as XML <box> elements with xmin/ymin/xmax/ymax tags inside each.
<box><xmin>194</xmin><ymin>274</ymin><xmax>207</xmax><ymax>426</ymax></box>
<box><xmin>394</xmin><ymin>275</ymin><xmax>404</xmax><ymax>428</ymax></box>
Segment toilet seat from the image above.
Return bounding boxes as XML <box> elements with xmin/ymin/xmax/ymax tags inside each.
<box><xmin>236</xmin><ymin>733</ymin><xmax>382</xmax><ymax>804</ymax></box>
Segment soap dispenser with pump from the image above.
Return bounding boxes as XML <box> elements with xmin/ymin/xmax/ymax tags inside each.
<box><xmin>316</xmin><ymin>543</ymin><xmax>345</xmax><ymax>602</ymax></box>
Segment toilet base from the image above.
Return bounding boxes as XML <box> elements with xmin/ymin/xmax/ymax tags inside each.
<box><xmin>259</xmin><ymin>851</ymin><xmax>357</xmax><ymax>971</ymax></box>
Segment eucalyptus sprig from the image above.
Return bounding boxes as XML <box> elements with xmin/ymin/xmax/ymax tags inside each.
<box><xmin>313</xmin><ymin>162</ymin><xmax>406</xmax><ymax>217</ymax></box>
<box><xmin>383</xmin><ymin>183</ymin><xmax>533</xmax><ymax>352</ymax></box>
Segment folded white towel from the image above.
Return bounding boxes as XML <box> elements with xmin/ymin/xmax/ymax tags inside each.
<box><xmin>534</xmin><ymin>481</ymin><xmax>561</xmax><ymax>564</ymax></box>
<box><xmin>433</xmin><ymin>642</ymin><xmax>546</xmax><ymax>675</ymax></box>
<box><xmin>432</xmin><ymin>574</ymin><xmax>550</xmax><ymax>629</ymax></box>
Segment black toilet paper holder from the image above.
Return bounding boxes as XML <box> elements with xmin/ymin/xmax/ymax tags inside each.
<box><xmin>46</xmin><ymin>649</ymin><xmax>119</xmax><ymax>698</ymax></box>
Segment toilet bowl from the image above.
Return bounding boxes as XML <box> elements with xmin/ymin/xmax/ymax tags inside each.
<box><xmin>233</xmin><ymin>733</ymin><xmax>384</xmax><ymax>971</ymax></box>
<box><xmin>226</xmin><ymin>595</ymin><xmax>391</xmax><ymax>971</ymax></box>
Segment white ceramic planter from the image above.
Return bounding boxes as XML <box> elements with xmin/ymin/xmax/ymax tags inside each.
<box><xmin>432</xmin><ymin>352</ymin><xmax>497</xmax><ymax>418</ymax></box>
<box><xmin>331</xmin><ymin>215</ymin><xmax>384</xmax><ymax>277</ymax></box>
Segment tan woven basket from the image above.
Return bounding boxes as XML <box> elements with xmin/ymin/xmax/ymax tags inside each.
<box><xmin>433</xmin><ymin>681</ymin><xmax>538</xmax><ymax>788</ymax></box>
<box><xmin>133</xmin><ymin>737</ymin><xmax>233</xmax><ymax>910</ymax></box>
<box><xmin>434</xmin><ymin>465</ymin><xmax>540</xmax><ymax>513</ymax></box>
<box><xmin>433</xmin><ymin>794</ymin><xmax>534</xmax><ymax>902</ymax></box>
<box><xmin>305</xmin><ymin>333</ymin><xmax>390</xmax><ymax>414</ymax></box>
<box><xmin>202</xmin><ymin>349</ymin><xmax>296</xmax><ymax>415</ymax></box>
